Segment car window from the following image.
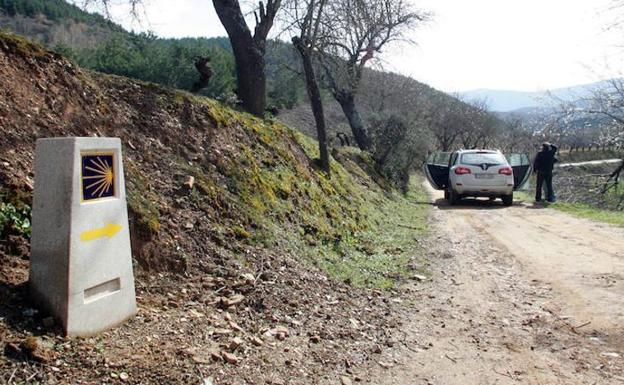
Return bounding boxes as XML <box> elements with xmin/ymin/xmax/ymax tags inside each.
<box><xmin>505</xmin><ymin>153</ymin><xmax>530</xmax><ymax>167</ymax></box>
<box><xmin>450</xmin><ymin>152</ymin><xmax>458</xmax><ymax>166</ymax></box>
<box><xmin>460</xmin><ymin>153</ymin><xmax>506</xmax><ymax>166</ymax></box>
<box><xmin>428</xmin><ymin>152</ymin><xmax>451</xmax><ymax>166</ymax></box>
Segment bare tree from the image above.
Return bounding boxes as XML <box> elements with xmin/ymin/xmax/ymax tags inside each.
<box><xmin>543</xmin><ymin>2</ymin><xmax>624</xmax><ymax>152</ymax></box>
<box><xmin>284</xmin><ymin>0</ymin><xmax>331</xmax><ymax>173</ymax></box>
<box><xmin>496</xmin><ymin>116</ymin><xmax>535</xmax><ymax>154</ymax></box>
<box><xmin>582</xmin><ymin>79</ymin><xmax>624</xmax><ymax>148</ymax></box>
<box><xmin>456</xmin><ymin>98</ymin><xmax>503</xmax><ymax>150</ymax></box>
<box><xmin>546</xmin><ymin>79</ymin><xmax>624</xmax><ymax>151</ymax></box>
<box><xmin>358</xmin><ymin>70</ymin><xmax>429</xmax><ymax>117</ymax></box>
<box><xmin>319</xmin><ymin>0</ymin><xmax>429</xmax><ymax>150</ymax></box>
<box><xmin>426</xmin><ymin>97</ymin><xmax>464</xmax><ymax>151</ymax></box>
<box><xmin>369</xmin><ymin>113</ymin><xmax>430</xmax><ymax>191</ymax></box>
<box><xmin>545</xmin><ymin>79</ymin><xmax>624</xmax><ymax>203</ymax></box>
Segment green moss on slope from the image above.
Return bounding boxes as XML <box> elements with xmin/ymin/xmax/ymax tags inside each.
<box><xmin>0</xmin><ymin>30</ymin><xmax>49</xmax><ymax>58</ymax></box>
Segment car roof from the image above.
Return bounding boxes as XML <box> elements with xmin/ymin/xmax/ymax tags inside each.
<box><xmin>456</xmin><ymin>149</ymin><xmax>501</xmax><ymax>154</ymax></box>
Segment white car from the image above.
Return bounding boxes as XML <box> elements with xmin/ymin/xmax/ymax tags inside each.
<box><xmin>425</xmin><ymin>149</ymin><xmax>531</xmax><ymax>206</ymax></box>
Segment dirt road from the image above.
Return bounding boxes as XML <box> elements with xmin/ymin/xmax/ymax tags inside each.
<box><xmin>363</xmin><ymin>189</ymin><xmax>624</xmax><ymax>385</ymax></box>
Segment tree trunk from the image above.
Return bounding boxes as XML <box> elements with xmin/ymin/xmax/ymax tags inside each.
<box><xmin>212</xmin><ymin>0</ymin><xmax>266</xmax><ymax>116</ymax></box>
<box><xmin>233</xmin><ymin>46</ymin><xmax>266</xmax><ymax>116</ymax></box>
<box><xmin>335</xmin><ymin>91</ymin><xmax>371</xmax><ymax>151</ymax></box>
<box><xmin>293</xmin><ymin>37</ymin><xmax>330</xmax><ymax>174</ymax></box>
<box><xmin>439</xmin><ymin>130</ymin><xmax>454</xmax><ymax>152</ymax></box>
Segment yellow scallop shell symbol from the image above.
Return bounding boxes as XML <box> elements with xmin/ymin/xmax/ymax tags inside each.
<box><xmin>83</xmin><ymin>156</ymin><xmax>114</xmax><ymax>199</ymax></box>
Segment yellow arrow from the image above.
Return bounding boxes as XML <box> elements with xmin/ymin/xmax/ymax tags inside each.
<box><xmin>80</xmin><ymin>223</ymin><xmax>122</xmax><ymax>242</ymax></box>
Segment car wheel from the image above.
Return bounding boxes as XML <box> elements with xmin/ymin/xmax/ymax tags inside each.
<box><xmin>502</xmin><ymin>194</ymin><xmax>513</xmax><ymax>206</ymax></box>
<box><xmin>449</xmin><ymin>188</ymin><xmax>460</xmax><ymax>206</ymax></box>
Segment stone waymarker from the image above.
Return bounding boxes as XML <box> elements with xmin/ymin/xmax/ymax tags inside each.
<box><xmin>30</xmin><ymin>137</ymin><xmax>137</xmax><ymax>336</ymax></box>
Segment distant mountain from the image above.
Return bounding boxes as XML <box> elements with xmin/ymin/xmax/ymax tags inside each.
<box><xmin>457</xmin><ymin>81</ymin><xmax>615</xmax><ymax>112</ymax></box>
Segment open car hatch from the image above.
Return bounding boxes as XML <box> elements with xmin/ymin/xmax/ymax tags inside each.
<box><xmin>424</xmin><ymin>152</ymin><xmax>451</xmax><ymax>190</ymax></box>
<box><xmin>505</xmin><ymin>153</ymin><xmax>532</xmax><ymax>190</ymax></box>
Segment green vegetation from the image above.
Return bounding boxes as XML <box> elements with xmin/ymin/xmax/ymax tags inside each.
<box><xmin>515</xmin><ymin>190</ymin><xmax>624</xmax><ymax>227</ymax></box>
<box><xmin>319</xmin><ymin>176</ymin><xmax>430</xmax><ymax>289</ymax></box>
<box><xmin>0</xmin><ymin>196</ymin><xmax>31</xmax><ymax>238</ymax></box>
<box><xmin>282</xmin><ymin>172</ymin><xmax>430</xmax><ymax>289</ymax></box>
<box><xmin>62</xmin><ymin>34</ymin><xmax>238</xmax><ymax>100</ymax></box>
<box><xmin>172</xmin><ymin>98</ymin><xmax>375</xmax><ymax>247</ymax></box>
<box><xmin>547</xmin><ymin>202</ymin><xmax>624</xmax><ymax>227</ymax></box>
<box><xmin>557</xmin><ymin>149</ymin><xmax>624</xmax><ymax>163</ymax></box>
<box><xmin>0</xmin><ymin>0</ymin><xmax>118</xmax><ymax>25</ymax></box>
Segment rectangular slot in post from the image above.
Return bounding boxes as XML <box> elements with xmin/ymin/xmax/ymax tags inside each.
<box><xmin>84</xmin><ymin>278</ymin><xmax>121</xmax><ymax>304</ymax></box>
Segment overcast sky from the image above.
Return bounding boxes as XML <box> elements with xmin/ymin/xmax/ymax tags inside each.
<box><xmin>105</xmin><ymin>0</ymin><xmax>623</xmax><ymax>93</ymax></box>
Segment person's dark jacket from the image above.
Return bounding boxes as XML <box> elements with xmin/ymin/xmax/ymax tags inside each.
<box><xmin>533</xmin><ymin>144</ymin><xmax>558</xmax><ymax>173</ymax></box>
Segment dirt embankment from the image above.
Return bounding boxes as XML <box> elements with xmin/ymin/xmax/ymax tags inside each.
<box><xmin>0</xmin><ymin>32</ymin><xmax>413</xmax><ymax>384</ymax></box>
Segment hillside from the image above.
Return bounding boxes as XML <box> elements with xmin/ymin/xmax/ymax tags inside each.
<box><xmin>0</xmin><ymin>32</ymin><xmax>431</xmax><ymax>383</ymax></box>
<box><xmin>0</xmin><ymin>0</ymin><xmax>123</xmax><ymax>47</ymax></box>
<box><xmin>0</xmin><ymin>0</ymin><xmax>240</xmax><ymax>99</ymax></box>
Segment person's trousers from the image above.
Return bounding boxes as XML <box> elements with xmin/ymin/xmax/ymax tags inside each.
<box><xmin>535</xmin><ymin>172</ymin><xmax>555</xmax><ymax>202</ymax></box>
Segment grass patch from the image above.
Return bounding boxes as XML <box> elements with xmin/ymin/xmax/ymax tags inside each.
<box><xmin>514</xmin><ymin>190</ymin><xmax>533</xmax><ymax>202</ymax></box>
<box><xmin>515</xmin><ymin>190</ymin><xmax>624</xmax><ymax>227</ymax></box>
<box><xmin>557</xmin><ymin>149</ymin><xmax>624</xmax><ymax>163</ymax></box>
<box><xmin>543</xmin><ymin>202</ymin><xmax>624</xmax><ymax>227</ymax></box>
<box><xmin>287</xmin><ymin>174</ymin><xmax>431</xmax><ymax>289</ymax></box>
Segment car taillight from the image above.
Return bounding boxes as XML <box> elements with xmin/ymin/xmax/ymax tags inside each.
<box><xmin>454</xmin><ymin>167</ymin><xmax>471</xmax><ymax>175</ymax></box>
<box><xmin>499</xmin><ymin>167</ymin><xmax>513</xmax><ymax>175</ymax></box>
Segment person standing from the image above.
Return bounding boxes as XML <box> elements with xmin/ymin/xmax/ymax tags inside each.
<box><xmin>533</xmin><ymin>142</ymin><xmax>558</xmax><ymax>202</ymax></box>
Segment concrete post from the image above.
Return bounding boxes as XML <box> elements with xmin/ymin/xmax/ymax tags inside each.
<box><xmin>30</xmin><ymin>137</ymin><xmax>137</xmax><ymax>336</ymax></box>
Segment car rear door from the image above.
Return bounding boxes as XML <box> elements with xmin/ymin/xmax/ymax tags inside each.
<box><xmin>505</xmin><ymin>153</ymin><xmax>531</xmax><ymax>190</ymax></box>
<box><xmin>424</xmin><ymin>152</ymin><xmax>451</xmax><ymax>190</ymax></box>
